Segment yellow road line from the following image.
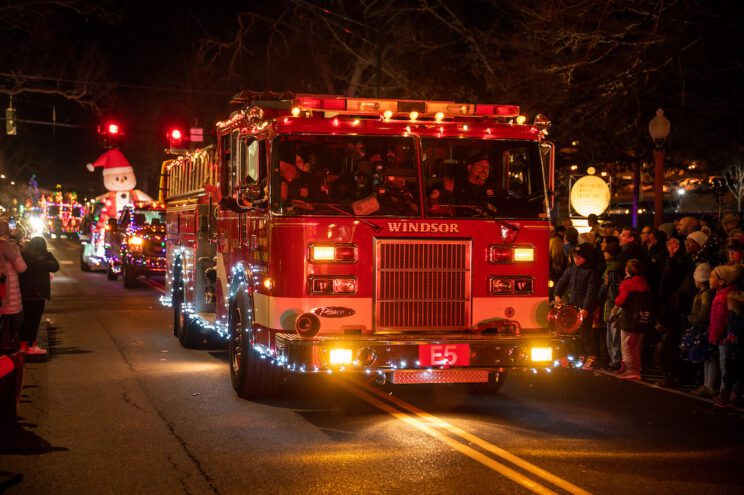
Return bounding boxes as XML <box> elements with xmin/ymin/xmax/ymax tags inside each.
<box><xmin>349</xmin><ymin>378</ymin><xmax>593</xmax><ymax>495</ymax></box>
<box><xmin>335</xmin><ymin>379</ymin><xmax>560</xmax><ymax>495</ymax></box>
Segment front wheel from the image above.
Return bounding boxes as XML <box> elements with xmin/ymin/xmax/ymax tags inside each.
<box><xmin>229</xmin><ymin>301</ymin><xmax>280</xmax><ymax>399</ymax></box>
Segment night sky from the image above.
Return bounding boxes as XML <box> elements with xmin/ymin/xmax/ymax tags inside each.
<box><xmin>1</xmin><ymin>1</ymin><xmax>742</xmax><ymax>199</ymax></box>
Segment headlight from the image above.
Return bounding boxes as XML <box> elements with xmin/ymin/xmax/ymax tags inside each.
<box><xmin>128</xmin><ymin>236</ymin><xmax>144</xmax><ymax>252</ymax></box>
<box><xmin>308</xmin><ymin>276</ymin><xmax>357</xmax><ymax>295</ymax></box>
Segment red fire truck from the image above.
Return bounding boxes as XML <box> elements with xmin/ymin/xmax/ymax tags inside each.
<box><xmin>161</xmin><ymin>92</ymin><xmax>579</xmax><ymax>399</ymax></box>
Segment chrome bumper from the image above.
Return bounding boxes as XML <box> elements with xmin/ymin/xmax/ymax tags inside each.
<box><xmin>273</xmin><ymin>332</ymin><xmax>573</xmax><ymax>377</ymax></box>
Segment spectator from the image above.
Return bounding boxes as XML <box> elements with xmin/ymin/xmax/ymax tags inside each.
<box><xmin>587</xmin><ymin>213</ymin><xmax>601</xmax><ymax>240</ymax></box>
<box><xmin>717</xmin><ymin>290</ymin><xmax>744</xmax><ymax>407</ymax></box>
<box><xmin>708</xmin><ymin>265</ymin><xmax>742</xmax><ymax>403</ymax></box>
<box><xmin>563</xmin><ymin>227</ymin><xmax>579</xmax><ymax>265</ymax></box>
<box><xmin>642</xmin><ymin>226</ymin><xmax>667</xmax><ymax>297</ymax></box>
<box><xmin>615</xmin><ymin>227</ymin><xmax>650</xmax><ymax>279</ymax></box>
<box><xmin>554</xmin><ymin>242</ymin><xmax>600</xmax><ymax>370</ymax></box>
<box><xmin>549</xmin><ymin>225</ymin><xmax>567</xmax><ymax>283</ymax></box>
<box><xmin>677</xmin><ymin>216</ymin><xmax>699</xmax><ymax>240</ymax></box>
<box><xmin>719</xmin><ymin>212</ymin><xmax>740</xmax><ymax>238</ymax></box>
<box><xmin>599</xmin><ymin>237</ymin><xmax>623</xmax><ymax>371</ymax></box>
<box><xmin>613</xmin><ymin>258</ymin><xmax>653</xmax><ymax>380</ymax></box>
<box><xmin>0</xmin><ymin>219</ymin><xmax>27</xmax><ymax>353</ymax></box>
<box><xmin>18</xmin><ymin>237</ymin><xmax>60</xmax><ymax>355</ymax></box>
<box><xmin>683</xmin><ymin>264</ymin><xmax>714</xmax><ymax>396</ymax></box>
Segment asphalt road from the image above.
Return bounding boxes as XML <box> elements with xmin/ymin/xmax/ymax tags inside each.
<box><xmin>2</xmin><ymin>238</ymin><xmax>743</xmax><ymax>495</ymax></box>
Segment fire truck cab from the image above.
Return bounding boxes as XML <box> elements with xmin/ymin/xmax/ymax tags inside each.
<box><xmin>162</xmin><ymin>92</ymin><xmax>578</xmax><ymax>400</ymax></box>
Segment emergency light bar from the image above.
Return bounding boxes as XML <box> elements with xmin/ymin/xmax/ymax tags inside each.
<box><xmin>289</xmin><ymin>95</ymin><xmax>520</xmax><ymax>119</ymax></box>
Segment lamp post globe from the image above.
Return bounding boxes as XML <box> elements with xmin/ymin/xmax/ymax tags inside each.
<box><xmin>649</xmin><ymin>109</ymin><xmax>670</xmax><ymax>227</ymax></box>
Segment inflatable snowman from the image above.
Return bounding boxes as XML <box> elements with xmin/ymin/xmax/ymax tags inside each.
<box><xmin>87</xmin><ymin>148</ymin><xmax>153</xmax><ymax>219</ymax></box>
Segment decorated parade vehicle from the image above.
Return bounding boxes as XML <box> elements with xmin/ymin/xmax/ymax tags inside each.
<box><xmin>104</xmin><ymin>202</ymin><xmax>167</xmax><ymax>288</ymax></box>
<box><xmin>161</xmin><ymin>92</ymin><xmax>578</xmax><ymax>399</ymax></box>
<box><xmin>44</xmin><ymin>200</ymin><xmax>84</xmax><ymax>238</ymax></box>
<box><xmin>80</xmin><ymin>148</ymin><xmax>155</xmax><ymax>273</ymax></box>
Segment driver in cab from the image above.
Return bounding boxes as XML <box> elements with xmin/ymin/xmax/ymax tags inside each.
<box><xmin>280</xmin><ymin>152</ymin><xmax>326</xmax><ymax>211</ymax></box>
<box><xmin>451</xmin><ymin>154</ymin><xmax>497</xmax><ymax>212</ymax></box>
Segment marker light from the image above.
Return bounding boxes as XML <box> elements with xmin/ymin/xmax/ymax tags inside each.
<box><xmin>309</xmin><ymin>244</ymin><xmax>358</xmax><ymax>263</ymax></box>
<box><xmin>383</xmin><ymin>110</ymin><xmax>393</xmax><ymax>121</ymax></box>
<box><xmin>530</xmin><ymin>347</ymin><xmax>553</xmax><ymax>363</ymax></box>
<box><xmin>107</xmin><ymin>123</ymin><xmax>120</xmax><ymax>135</ymax></box>
<box><xmin>489</xmin><ymin>245</ymin><xmax>534</xmax><ymax>263</ymax></box>
<box><xmin>513</xmin><ymin>247</ymin><xmax>535</xmax><ymax>262</ymax></box>
<box><xmin>291</xmin><ymin>107</ymin><xmax>301</xmax><ymax>117</ymax></box>
<box><xmin>329</xmin><ymin>348</ymin><xmax>353</xmax><ymax>366</ymax></box>
<box><xmin>516</xmin><ymin>115</ymin><xmax>527</xmax><ymax>124</ymax></box>
<box><xmin>409</xmin><ymin>111</ymin><xmax>419</xmax><ymax>121</ymax></box>
<box><xmin>262</xmin><ymin>278</ymin><xmax>274</xmax><ymax>290</ymax></box>
<box><xmin>435</xmin><ymin>112</ymin><xmax>445</xmax><ymax>122</ymax></box>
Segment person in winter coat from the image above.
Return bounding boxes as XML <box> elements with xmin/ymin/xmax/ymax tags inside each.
<box><xmin>0</xmin><ymin>218</ymin><xmax>28</xmax><ymax>352</ymax></box>
<box><xmin>19</xmin><ymin>237</ymin><xmax>60</xmax><ymax>355</ymax></box>
<box><xmin>554</xmin><ymin>242</ymin><xmax>600</xmax><ymax>369</ymax></box>
<box><xmin>715</xmin><ymin>290</ymin><xmax>744</xmax><ymax>407</ymax></box>
<box><xmin>684</xmin><ymin>264</ymin><xmax>716</xmax><ymax>397</ymax></box>
<box><xmin>613</xmin><ymin>258</ymin><xmax>652</xmax><ymax>380</ymax></box>
<box><xmin>598</xmin><ymin>238</ymin><xmax>623</xmax><ymax>371</ymax></box>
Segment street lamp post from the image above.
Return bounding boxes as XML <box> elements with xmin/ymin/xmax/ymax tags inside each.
<box><xmin>649</xmin><ymin>108</ymin><xmax>671</xmax><ymax>227</ymax></box>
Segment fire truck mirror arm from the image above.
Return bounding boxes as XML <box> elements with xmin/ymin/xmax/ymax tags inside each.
<box><xmin>219</xmin><ymin>196</ymin><xmax>254</xmax><ymax>213</ymax></box>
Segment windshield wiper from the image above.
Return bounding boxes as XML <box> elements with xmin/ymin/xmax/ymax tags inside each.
<box><xmin>310</xmin><ymin>202</ymin><xmax>383</xmax><ymax>233</ymax></box>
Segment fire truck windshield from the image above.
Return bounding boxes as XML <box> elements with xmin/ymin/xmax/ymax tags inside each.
<box><xmin>272</xmin><ymin>135</ymin><xmax>419</xmax><ymax>217</ymax></box>
<box><xmin>271</xmin><ymin>135</ymin><xmax>545</xmax><ymax>219</ymax></box>
<box><xmin>422</xmin><ymin>138</ymin><xmax>545</xmax><ymax>219</ymax></box>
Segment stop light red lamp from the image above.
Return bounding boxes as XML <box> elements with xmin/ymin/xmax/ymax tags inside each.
<box><xmin>167</xmin><ymin>128</ymin><xmax>187</xmax><ymax>149</ymax></box>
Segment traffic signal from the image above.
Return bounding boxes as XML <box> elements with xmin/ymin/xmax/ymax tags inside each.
<box><xmin>167</xmin><ymin>128</ymin><xmax>187</xmax><ymax>149</ymax></box>
<box><xmin>6</xmin><ymin>107</ymin><xmax>16</xmax><ymax>135</ymax></box>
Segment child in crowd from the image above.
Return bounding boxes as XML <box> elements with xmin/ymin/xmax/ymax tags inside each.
<box><xmin>599</xmin><ymin>237</ymin><xmax>622</xmax><ymax>371</ymax></box>
<box><xmin>613</xmin><ymin>259</ymin><xmax>652</xmax><ymax>380</ymax></box>
<box><xmin>707</xmin><ymin>264</ymin><xmax>742</xmax><ymax>404</ymax></box>
<box><xmin>685</xmin><ymin>263</ymin><xmax>715</xmax><ymax>397</ymax></box>
<box><xmin>554</xmin><ymin>242</ymin><xmax>600</xmax><ymax>370</ymax></box>
<box><xmin>19</xmin><ymin>237</ymin><xmax>60</xmax><ymax>355</ymax></box>
<box><xmin>716</xmin><ymin>290</ymin><xmax>744</xmax><ymax>407</ymax></box>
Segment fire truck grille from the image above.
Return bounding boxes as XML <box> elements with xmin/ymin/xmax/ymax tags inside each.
<box><xmin>376</xmin><ymin>240</ymin><xmax>470</xmax><ymax>331</ymax></box>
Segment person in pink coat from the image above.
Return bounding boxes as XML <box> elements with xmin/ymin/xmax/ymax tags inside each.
<box><xmin>0</xmin><ymin>218</ymin><xmax>28</xmax><ymax>352</ymax></box>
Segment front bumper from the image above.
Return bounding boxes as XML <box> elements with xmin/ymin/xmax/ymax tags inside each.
<box><xmin>273</xmin><ymin>332</ymin><xmax>573</xmax><ymax>379</ymax></box>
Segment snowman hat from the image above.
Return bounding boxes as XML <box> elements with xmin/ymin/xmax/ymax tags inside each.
<box><xmin>86</xmin><ymin>148</ymin><xmax>133</xmax><ymax>176</ymax></box>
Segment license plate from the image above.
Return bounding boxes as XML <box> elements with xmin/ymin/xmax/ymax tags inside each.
<box><xmin>418</xmin><ymin>344</ymin><xmax>470</xmax><ymax>367</ymax></box>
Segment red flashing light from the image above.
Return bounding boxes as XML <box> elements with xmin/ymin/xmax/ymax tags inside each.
<box><xmin>167</xmin><ymin>128</ymin><xmax>186</xmax><ymax>148</ymax></box>
<box><xmin>296</xmin><ymin>97</ymin><xmax>347</xmax><ymax>111</ymax></box>
<box><xmin>107</xmin><ymin>123</ymin><xmax>120</xmax><ymax>135</ymax></box>
<box><xmin>474</xmin><ymin>104</ymin><xmax>520</xmax><ymax>117</ymax></box>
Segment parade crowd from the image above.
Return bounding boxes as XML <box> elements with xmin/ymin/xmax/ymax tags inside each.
<box><xmin>550</xmin><ymin>212</ymin><xmax>744</xmax><ymax>407</ymax></box>
<box><xmin>0</xmin><ymin>218</ymin><xmax>59</xmax><ymax>356</ymax></box>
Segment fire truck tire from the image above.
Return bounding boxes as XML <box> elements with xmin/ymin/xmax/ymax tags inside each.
<box><xmin>229</xmin><ymin>300</ymin><xmax>280</xmax><ymax>399</ymax></box>
<box><xmin>106</xmin><ymin>265</ymin><xmax>118</xmax><ymax>280</ymax></box>
<box><xmin>123</xmin><ymin>262</ymin><xmax>138</xmax><ymax>289</ymax></box>
<box><xmin>80</xmin><ymin>250</ymin><xmax>90</xmax><ymax>272</ymax></box>
<box><xmin>173</xmin><ymin>285</ymin><xmax>184</xmax><ymax>337</ymax></box>
<box><xmin>468</xmin><ymin>371</ymin><xmax>508</xmax><ymax>394</ymax></box>
<box><xmin>177</xmin><ymin>309</ymin><xmax>199</xmax><ymax>349</ymax></box>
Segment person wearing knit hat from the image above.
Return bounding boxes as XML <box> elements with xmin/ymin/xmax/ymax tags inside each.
<box><xmin>686</xmin><ymin>231</ymin><xmax>709</xmax><ymax>250</ymax></box>
<box><xmin>554</xmin><ymin>241</ymin><xmax>600</xmax><ymax>370</ymax></box>
<box><xmin>694</xmin><ymin>263</ymin><xmax>713</xmax><ymax>284</ymax></box>
<box><xmin>727</xmin><ymin>238</ymin><xmax>744</xmax><ymax>264</ymax></box>
<box><xmin>713</xmin><ymin>265</ymin><xmax>741</xmax><ymax>286</ymax></box>
<box><xmin>687</xmin><ymin>263</ymin><xmax>715</xmax><ymax>396</ymax></box>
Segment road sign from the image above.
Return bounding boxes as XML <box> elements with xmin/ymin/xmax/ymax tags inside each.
<box><xmin>190</xmin><ymin>127</ymin><xmax>203</xmax><ymax>143</ymax></box>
